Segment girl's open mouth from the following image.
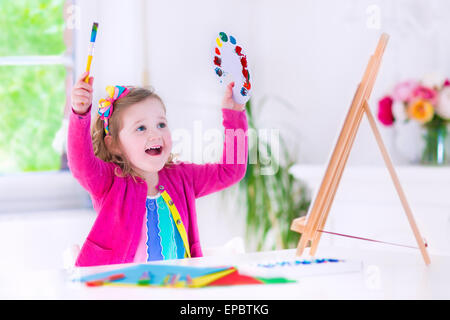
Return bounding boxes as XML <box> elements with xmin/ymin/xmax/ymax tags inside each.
<box><xmin>145</xmin><ymin>145</ymin><xmax>163</xmax><ymax>156</ymax></box>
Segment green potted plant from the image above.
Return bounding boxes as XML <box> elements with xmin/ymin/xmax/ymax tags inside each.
<box><xmin>228</xmin><ymin>98</ymin><xmax>311</xmax><ymax>251</ymax></box>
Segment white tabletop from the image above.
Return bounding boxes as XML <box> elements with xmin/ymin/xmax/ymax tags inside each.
<box><xmin>1</xmin><ymin>245</ymin><xmax>449</xmax><ymax>299</ymax></box>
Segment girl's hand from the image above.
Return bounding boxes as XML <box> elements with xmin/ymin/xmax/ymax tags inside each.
<box><xmin>71</xmin><ymin>71</ymin><xmax>94</xmax><ymax>115</ymax></box>
<box><xmin>222</xmin><ymin>82</ymin><xmax>245</xmax><ymax>111</ymax></box>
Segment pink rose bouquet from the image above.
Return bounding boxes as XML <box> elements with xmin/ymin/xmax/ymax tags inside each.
<box><xmin>377</xmin><ymin>78</ymin><xmax>450</xmax><ymax>126</ymax></box>
<box><xmin>378</xmin><ymin>76</ymin><xmax>450</xmax><ymax>165</ymax></box>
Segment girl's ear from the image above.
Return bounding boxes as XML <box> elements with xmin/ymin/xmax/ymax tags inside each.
<box><xmin>104</xmin><ymin>135</ymin><xmax>121</xmax><ymax>156</ymax></box>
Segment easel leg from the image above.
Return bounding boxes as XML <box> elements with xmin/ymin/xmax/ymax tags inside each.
<box><xmin>363</xmin><ymin>100</ymin><xmax>431</xmax><ymax>265</ymax></box>
<box><xmin>296</xmin><ymin>233</ymin><xmax>309</xmax><ymax>257</ymax></box>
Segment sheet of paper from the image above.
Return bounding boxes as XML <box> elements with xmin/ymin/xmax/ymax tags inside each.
<box><xmin>77</xmin><ymin>264</ymin><xmax>232</xmax><ymax>286</ymax></box>
<box><xmin>237</xmin><ymin>258</ymin><xmax>362</xmax><ymax>279</ymax></box>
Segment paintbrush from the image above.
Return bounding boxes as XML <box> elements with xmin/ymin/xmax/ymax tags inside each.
<box><xmin>84</xmin><ymin>22</ymin><xmax>99</xmax><ymax>83</ymax></box>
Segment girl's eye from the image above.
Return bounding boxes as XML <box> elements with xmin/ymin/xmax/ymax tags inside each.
<box><xmin>137</xmin><ymin>125</ymin><xmax>146</xmax><ymax>132</ymax></box>
<box><xmin>157</xmin><ymin>122</ymin><xmax>166</xmax><ymax>129</ymax></box>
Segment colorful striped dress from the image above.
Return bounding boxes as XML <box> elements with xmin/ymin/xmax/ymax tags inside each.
<box><xmin>134</xmin><ymin>193</ymin><xmax>185</xmax><ymax>262</ymax></box>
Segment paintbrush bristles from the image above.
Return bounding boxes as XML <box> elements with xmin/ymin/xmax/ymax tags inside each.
<box><xmin>90</xmin><ymin>22</ymin><xmax>99</xmax><ymax>43</ymax></box>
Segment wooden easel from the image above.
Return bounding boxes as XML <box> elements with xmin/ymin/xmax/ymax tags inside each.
<box><xmin>290</xmin><ymin>33</ymin><xmax>431</xmax><ymax>265</ymax></box>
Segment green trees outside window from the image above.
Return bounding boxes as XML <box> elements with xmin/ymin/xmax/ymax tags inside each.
<box><xmin>0</xmin><ymin>0</ymin><xmax>67</xmax><ymax>173</ymax></box>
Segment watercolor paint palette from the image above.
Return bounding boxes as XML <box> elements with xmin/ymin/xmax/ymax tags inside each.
<box><xmin>237</xmin><ymin>258</ymin><xmax>362</xmax><ymax>279</ymax></box>
<box><xmin>213</xmin><ymin>31</ymin><xmax>251</xmax><ymax>105</ymax></box>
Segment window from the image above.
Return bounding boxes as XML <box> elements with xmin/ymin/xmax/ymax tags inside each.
<box><xmin>0</xmin><ymin>0</ymin><xmax>73</xmax><ymax>173</ymax></box>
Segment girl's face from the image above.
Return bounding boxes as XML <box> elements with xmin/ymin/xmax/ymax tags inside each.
<box><xmin>118</xmin><ymin>97</ymin><xmax>172</xmax><ymax>175</ymax></box>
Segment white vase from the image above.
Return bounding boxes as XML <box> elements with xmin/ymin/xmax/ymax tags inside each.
<box><xmin>394</xmin><ymin>120</ymin><xmax>424</xmax><ymax>164</ymax></box>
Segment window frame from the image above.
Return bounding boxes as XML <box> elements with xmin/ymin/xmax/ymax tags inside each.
<box><xmin>0</xmin><ymin>0</ymin><xmax>90</xmax><ymax>213</ymax></box>
<box><xmin>0</xmin><ymin>0</ymin><xmax>75</xmax><ymax>172</ymax></box>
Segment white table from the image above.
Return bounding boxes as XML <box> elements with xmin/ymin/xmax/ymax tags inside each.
<box><xmin>1</xmin><ymin>245</ymin><xmax>449</xmax><ymax>299</ymax></box>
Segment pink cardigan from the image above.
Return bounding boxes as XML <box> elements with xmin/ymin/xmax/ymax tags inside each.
<box><xmin>67</xmin><ymin>106</ymin><xmax>248</xmax><ymax>267</ymax></box>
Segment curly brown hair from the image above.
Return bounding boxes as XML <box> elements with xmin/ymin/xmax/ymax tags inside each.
<box><xmin>91</xmin><ymin>86</ymin><xmax>176</xmax><ymax>181</ymax></box>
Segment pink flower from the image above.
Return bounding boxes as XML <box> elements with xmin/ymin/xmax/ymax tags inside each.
<box><xmin>377</xmin><ymin>95</ymin><xmax>395</xmax><ymax>126</ymax></box>
<box><xmin>444</xmin><ymin>79</ymin><xmax>450</xmax><ymax>87</ymax></box>
<box><xmin>410</xmin><ymin>85</ymin><xmax>438</xmax><ymax>105</ymax></box>
<box><xmin>392</xmin><ymin>80</ymin><xmax>419</xmax><ymax>102</ymax></box>
<box><xmin>436</xmin><ymin>87</ymin><xmax>450</xmax><ymax>119</ymax></box>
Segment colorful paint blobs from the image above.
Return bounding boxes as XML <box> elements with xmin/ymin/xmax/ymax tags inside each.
<box><xmin>90</xmin><ymin>22</ymin><xmax>99</xmax><ymax>42</ymax></box>
<box><xmin>212</xmin><ymin>31</ymin><xmax>251</xmax><ymax>105</ymax></box>
<box><xmin>215</xmin><ymin>67</ymin><xmax>223</xmax><ymax>77</ymax></box>
<box><xmin>138</xmin><ymin>271</ymin><xmax>151</xmax><ymax>285</ymax></box>
<box><xmin>240</xmin><ymin>56</ymin><xmax>247</xmax><ymax>68</ymax></box>
<box><xmin>256</xmin><ymin>259</ymin><xmax>343</xmax><ymax>268</ymax></box>
<box><xmin>219</xmin><ymin>32</ymin><xmax>228</xmax><ymax>42</ymax></box>
<box><xmin>314</xmin><ymin>259</ymin><xmax>326</xmax><ymax>263</ymax></box>
<box><xmin>214</xmin><ymin>56</ymin><xmax>222</xmax><ymax>67</ymax></box>
<box><xmin>170</xmin><ymin>274</ymin><xmax>180</xmax><ymax>285</ymax></box>
<box><xmin>86</xmin><ymin>280</ymin><xmax>104</xmax><ymax>287</ymax></box>
<box><xmin>186</xmin><ymin>275</ymin><xmax>192</xmax><ymax>285</ymax></box>
<box><xmin>242</xmin><ymin>68</ymin><xmax>249</xmax><ymax>80</ymax></box>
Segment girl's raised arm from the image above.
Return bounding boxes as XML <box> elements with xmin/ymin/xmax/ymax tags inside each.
<box><xmin>67</xmin><ymin>73</ymin><xmax>113</xmax><ymax>199</ymax></box>
<box><xmin>185</xmin><ymin>108</ymin><xmax>248</xmax><ymax>198</ymax></box>
<box><xmin>183</xmin><ymin>83</ymin><xmax>248</xmax><ymax>198</ymax></box>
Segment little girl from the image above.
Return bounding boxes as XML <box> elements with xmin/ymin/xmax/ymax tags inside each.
<box><xmin>68</xmin><ymin>71</ymin><xmax>248</xmax><ymax>266</ymax></box>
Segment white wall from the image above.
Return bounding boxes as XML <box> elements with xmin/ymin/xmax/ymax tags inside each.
<box><xmin>74</xmin><ymin>0</ymin><xmax>450</xmax><ymax>166</ymax></box>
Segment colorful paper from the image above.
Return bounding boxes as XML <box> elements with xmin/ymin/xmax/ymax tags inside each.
<box><xmin>208</xmin><ymin>269</ymin><xmax>263</xmax><ymax>286</ymax></box>
<box><xmin>78</xmin><ymin>263</ymin><xmax>295</xmax><ymax>289</ymax></box>
<box><xmin>79</xmin><ymin>264</ymin><xmax>231</xmax><ymax>287</ymax></box>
